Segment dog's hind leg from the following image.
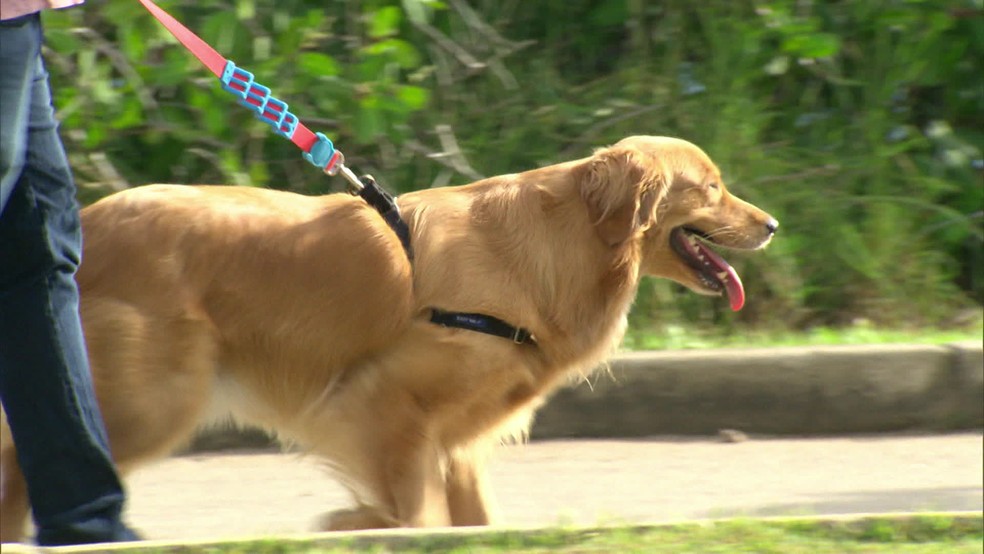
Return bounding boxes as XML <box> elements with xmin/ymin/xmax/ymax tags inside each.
<box><xmin>82</xmin><ymin>298</ymin><xmax>219</xmax><ymax>469</ymax></box>
<box><xmin>0</xmin><ymin>425</ymin><xmax>30</xmax><ymax>543</ymax></box>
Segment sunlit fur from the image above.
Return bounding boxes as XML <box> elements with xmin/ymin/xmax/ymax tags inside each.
<box><xmin>0</xmin><ymin>136</ymin><xmax>775</xmax><ymax>540</ymax></box>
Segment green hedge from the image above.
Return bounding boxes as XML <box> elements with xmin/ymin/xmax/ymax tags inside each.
<box><xmin>42</xmin><ymin>0</ymin><xmax>983</xmax><ymax>331</ymax></box>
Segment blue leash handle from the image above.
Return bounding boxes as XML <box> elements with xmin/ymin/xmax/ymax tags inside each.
<box><xmin>219</xmin><ymin>60</ymin><xmax>339</xmax><ymax>171</ymax></box>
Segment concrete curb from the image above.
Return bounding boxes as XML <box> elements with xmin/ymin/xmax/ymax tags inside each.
<box><xmin>188</xmin><ymin>342</ymin><xmax>983</xmax><ymax>450</ymax></box>
<box><xmin>532</xmin><ymin>341</ymin><xmax>984</xmax><ymax>437</ymax></box>
<box><xmin>3</xmin><ymin>512</ymin><xmax>980</xmax><ymax>553</ymax></box>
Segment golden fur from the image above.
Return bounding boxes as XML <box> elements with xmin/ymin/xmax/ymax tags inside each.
<box><xmin>1</xmin><ymin>136</ymin><xmax>775</xmax><ymax>540</ymax></box>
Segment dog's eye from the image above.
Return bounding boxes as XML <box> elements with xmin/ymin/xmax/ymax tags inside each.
<box><xmin>708</xmin><ymin>182</ymin><xmax>720</xmax><ymax>190</ymax></box>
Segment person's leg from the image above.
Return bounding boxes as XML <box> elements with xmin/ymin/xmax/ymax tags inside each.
<box><xmin>0</xmin><ymin>15</ymin><xmax>34</xmax><ymax>210</ymax></box>
<box><xmin>0</xmin><ymin>13</ymin><xmax>137</xmax><ymax>546</ymax></box>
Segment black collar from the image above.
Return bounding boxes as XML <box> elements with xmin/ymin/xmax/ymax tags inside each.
<box><xmin>430</xmin><ymin>308</ymin><xmax>536</xmax><ymax>345</ymax></box>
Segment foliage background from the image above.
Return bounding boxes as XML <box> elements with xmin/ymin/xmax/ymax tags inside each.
<box><xmin>40</xmin><ymin>0</ymin><xmax>983</xmax><ymax>335</ymax></box>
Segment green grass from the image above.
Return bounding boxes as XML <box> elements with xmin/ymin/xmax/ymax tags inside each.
<box><xmin>622</xmin><ymin>320</ymin><xmax>983</xmax><ymax>351</ymax></box>
<box><xmin>67</xmin><ymin>514</ymin><xmax>983</xmax><ymax>554</ymax></box>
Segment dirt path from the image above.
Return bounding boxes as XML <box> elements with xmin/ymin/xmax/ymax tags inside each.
<box><xmin>119</xmin><ymin>433</ymin><xmax>982</xmax><ymax>541</ymax></box>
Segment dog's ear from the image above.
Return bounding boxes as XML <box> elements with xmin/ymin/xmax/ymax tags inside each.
<box><xmin>579</xmin><ymin>145</ymin><xmax>665</xmax><ymax>246</ymax></box>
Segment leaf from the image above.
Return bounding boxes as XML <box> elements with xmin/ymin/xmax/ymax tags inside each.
<box><xmin>84</xmin><ymin>124</ymin><xmax>107</xmax><ymax>148</ymax></box>
<box><xmin>196</xmin><ymin>92</ymin><xmax>229</xmax><ymax>137</ymax></box>
<box><xmin>369</xmin><ymin>6</ymin><xmax>403</xmax><ymax>39</ymax></box>
<box><xmin>152</xmin><ymin>49</ymin><xmax>194</xmax><ymax>87</ymax></box>
<box><xmin>111</xmin><ymin>99</ymin><xmax>145</xmax><ymax>130</ymax></box>
<box><xmin>220</xmin><ymin>149</ymin><xmax>249</xmax><ymax>187</ymax></box>
<box><xmin>396</xmin><ymin>85</ymin><xmax>430</xmax><ymax>110</ymax></box>
<box><xmin>764</xmin><ymin>55</ymin><xmax>790</xmax><ymax>76</ymax></box>
<box><xmin>782</xmin><ymin>32</ymin><xmax>841</xmax><ymax>59</ymax></box>
<box><xmin>402</xmin><ymin>0</ymin><xmax>429</xmax><ymax>25</ymax></box>
<box><xmin>201</xmin><ymin>11</ymin><xmax>241</xmax><ymax>57</ymax></box>
<box><xmin>362</xmin><ymin>39</ymin><xmax>421</xmax><ymax>69</ymax></box>
<box><xmin>834</xmin><ymin>225</ymin><xmax>877</xmax><ymax>279</ymax></box>
<box><xmin>589</xmin><ymin>2</ymin><xmax>629</xmax><ymax>27</ymax></box>
<box><xmin>121</xmin><ymin>26</ymin><xmax>147</xmax><ymax>62</ymax></box>
<box><xmin>354</xmin><ymin>97</ymin><xmax>384</xmax><ymax>143</ymax></box>
<box><xmin>253</xmin><ymin>36</ymin><xmax>272</xmax><ymax>61</ymax></box>
<box><xmin>298</xmin><ymin>52</ymin><xmax>341</xmax><ymax>77</ymax></box>
<box><xmin>44</xmin><ymin>29</ymin><xmax>81</xmax><ymax>53</ymax></box>
<box><xmin>90</xmin><ymin>76</ymin><xmax>117</xmax><ymax>104</ymax></box>
<box><xmin>248</xmin><ymin>159</ymin><xmax>270</xmax><ymax>186</ymax></box>
<box><xmin>235</xmin><ymin>0</ymin><xmax>255</xmax><ymax>21</ymax></box>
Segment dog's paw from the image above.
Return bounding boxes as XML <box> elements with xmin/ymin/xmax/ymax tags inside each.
<box><xmin>317</xmin><ymin>505</ymin><xmax>397</xmax><ymax>531</ymax></box>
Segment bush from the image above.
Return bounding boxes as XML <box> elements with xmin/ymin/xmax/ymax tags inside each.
<box><xmin>42</xmin><ymin>0</ymin><xmax>983</xmax><ymax>332</ymax></box>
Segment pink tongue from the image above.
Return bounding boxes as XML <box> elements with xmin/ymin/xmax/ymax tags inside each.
<box><xmin>696</xmin><ymin>242</ymin><xmax>746</xmax><ymax>311</ymax></box>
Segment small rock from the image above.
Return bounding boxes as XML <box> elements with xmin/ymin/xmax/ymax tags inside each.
<box><xmin>718</xmin><ymin>429</ymin><xmax>749</xmax><ymax>443</ymax></box>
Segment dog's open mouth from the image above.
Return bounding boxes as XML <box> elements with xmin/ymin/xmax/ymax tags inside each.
<box><xmin>670</xmin><ymin>227</ymin><xmax>745</xmax><ymax>311</ymax></box>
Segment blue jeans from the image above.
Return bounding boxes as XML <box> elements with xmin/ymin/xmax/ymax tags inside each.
<box><xmin>0</xmin><ymin>13</ymin><xmax>136</xmax><ymax>546</ymax></box>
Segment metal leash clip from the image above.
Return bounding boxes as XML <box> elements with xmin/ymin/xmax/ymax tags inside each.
<box><xmin>331</xmin><ymin>161</ymin><xmax>365</xmax><ymax>194</ymax></box>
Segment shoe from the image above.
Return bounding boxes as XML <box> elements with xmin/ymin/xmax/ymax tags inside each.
<box><xmin>36</xmin><ymin>520</ymin><xmax>141</xmax><ymax>546</ymax></box>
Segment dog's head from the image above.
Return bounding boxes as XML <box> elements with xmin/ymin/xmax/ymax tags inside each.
<box><xmin>579</xmin><ymin>135</ymin><xmax>777</xmax><ymax>311</ymax></box>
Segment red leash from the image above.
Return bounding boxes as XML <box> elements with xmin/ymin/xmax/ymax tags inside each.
<box><xmin>136</xmin><ymin>0</ymin><xmax>363</xmax><ymax>190</ymax></box>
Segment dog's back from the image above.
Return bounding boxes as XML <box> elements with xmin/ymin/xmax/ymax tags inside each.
<box><xmin>76</xmin><ymin>185</ymin><xmax>414</xmax><ymax>465</ymax></box>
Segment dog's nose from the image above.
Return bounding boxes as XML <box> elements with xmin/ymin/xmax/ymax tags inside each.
<box><xmin>765</xmin><ymin>217</ymin><xmax>779</xmax><ymax>236</ymax></box>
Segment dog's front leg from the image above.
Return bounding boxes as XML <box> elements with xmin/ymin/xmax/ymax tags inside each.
<box><xmin>446</xmin><ymin>455</ymin><xmax>496</xmax><ymax>526</ymax></box>
<box><xmin>387</xmin><ymin>441</ymin><xmax>452</xmax><ymax>527</ymax></box>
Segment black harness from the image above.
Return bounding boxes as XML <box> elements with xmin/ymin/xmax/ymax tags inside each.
<box><xmin>356</xmin><ymin>175</ymin><xmax>413</xmax><ymax>260</ymax></box>
<box><xmin>355</xmin><ymin>175</ymin><xmax>536</xmax><ymax>347</ymax></box>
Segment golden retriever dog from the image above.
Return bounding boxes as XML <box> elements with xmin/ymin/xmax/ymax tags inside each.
<box><xmin>0</xmin><ymin>136</ymin><xmax>776</xmax><ymax>540</ymax></box>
